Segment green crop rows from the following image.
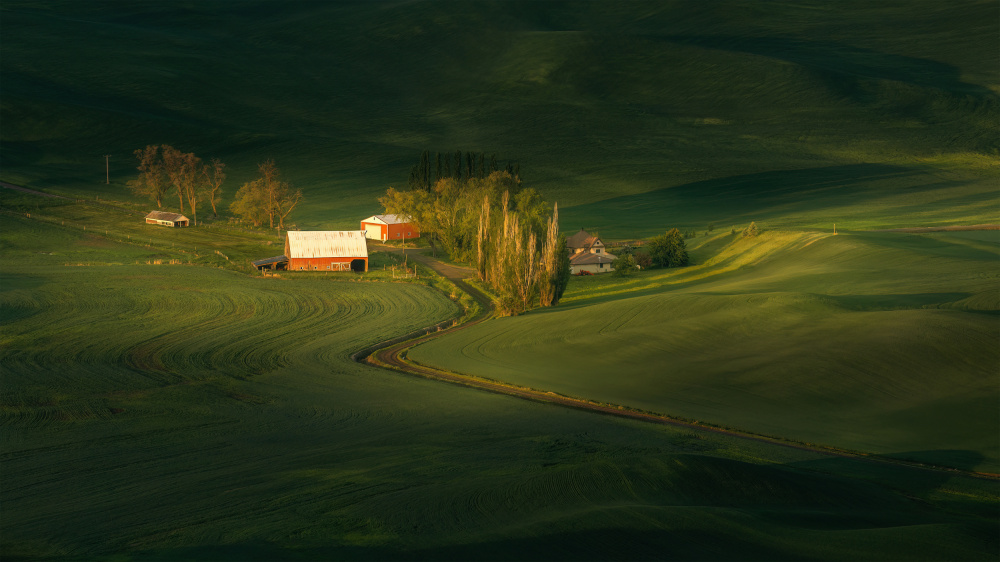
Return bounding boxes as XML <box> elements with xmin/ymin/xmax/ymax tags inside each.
<box><xmin>411</xmin><ymin>229</ymin><xmax>1000</xmax><ymax>472</ymax></box>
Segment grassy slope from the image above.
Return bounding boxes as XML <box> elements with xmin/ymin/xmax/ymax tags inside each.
<box><xmin>1</xmin><ymin>1</ymin><xmax>997</xmax><ymax>231</ymax></box>
<box><xmin>2</xmin><ymin>215</ymin><xmax>998</xmax><ymax>560</ymax></box>
<box><xmin>410</xmin><ymin>230</ymin><xmax>1000</xmax><ymax>471</ymax></box>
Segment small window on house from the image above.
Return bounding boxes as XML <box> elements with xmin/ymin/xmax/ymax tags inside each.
<box><xmin>596</xmin><ymin>249</ymin><xmax>601</xmax><ymax>253</ymax></box>
<box><xmin>298</xmin><ymin>266</ymin><xmax>303</xmax><ymax>270</ymax></box>
<box><xmin>397</xmin><ymin>232</ymin><xmax>401</xmax><ymax>237</ymax></box>
<box><xmin>600</xmin><ymin>263</ymin><xmax>604</xmax><ymax>268</ymax></box>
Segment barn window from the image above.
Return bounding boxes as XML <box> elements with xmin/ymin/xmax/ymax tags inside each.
<box><xmin>397</xmin><ymin>232</ymin><xmax>401</xmax><ymax>237</ymax></box>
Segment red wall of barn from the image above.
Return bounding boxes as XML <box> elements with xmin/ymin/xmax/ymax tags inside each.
<box><xmin>386</xmin><ymin>223</ymin><xmax>419</xmax><ymax>240</ymax></box>
<box><xmin>288</xmin><ymin>257</ymin><xmax>368</xmax><ymax>271</ymax></box>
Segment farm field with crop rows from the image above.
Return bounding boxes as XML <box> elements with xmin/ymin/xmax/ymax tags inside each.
<box><xmin>2</xmin><ymin>215</ymin><xmax>998</xmax><ymax>560</ymax></box>
<box><xmin>410</xmin><ymin>229</ymin><xmax>1000</xmax><ymax>472</ymax></box>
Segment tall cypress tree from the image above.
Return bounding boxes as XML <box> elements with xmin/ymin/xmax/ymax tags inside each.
<box><xmin>443</xmin><ymin>152</ymin><xmax>451</xmax><ymax>179</ymax></box>
<box><xmin>419</xmin><ymin>150</ymin><xmax>431</xmax><ymax>190</ymax></box>
<box><xmin>454</xmin><ymin>150</ymin><xmax>463</xmax><ymax>181</ymax></box>
<box><xmin>408</xmin><ymin>165</ymin><xmax>422</xmax><ymax>190</ymax></box>
<box><xmin>477</xmin><ymin>152</ymin><xmax>485</xmax><ymax>179</ymax></box>
<box><xmin>435</xmin><ymin>152</ymin><xmax>443</xmax><ymax>183</ymax></box>
<box><xmin>466</xmin><ymin>152</ymin><xmax>474</xmax><ymax>179</ymax></box>
<box><xmin>490</xmin><ymin>154</ymin><xmax>498</xmax><ymax>174</ymax></box>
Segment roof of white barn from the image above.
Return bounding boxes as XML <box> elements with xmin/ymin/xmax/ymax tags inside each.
<box><xmin>361</xmin><ymin>214</ymin><xmax>412</xmax><ymax>225</ymax></box>
<box><xmin>286</xmin><ymin>231</ymin><xmax>368</xmax><ymax>259</ymax></box>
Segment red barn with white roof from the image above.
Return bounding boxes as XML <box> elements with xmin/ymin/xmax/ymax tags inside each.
<box><xmin>285</xmin><ymin>231</ymin><xmax>368</xmax><ymax>272</ymax></box>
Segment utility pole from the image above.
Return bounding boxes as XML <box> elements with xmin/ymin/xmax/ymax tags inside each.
<box><xmin>104</xmin><ymin>155</ymin><xmax>111</xmax><ymax>184</ymax></box>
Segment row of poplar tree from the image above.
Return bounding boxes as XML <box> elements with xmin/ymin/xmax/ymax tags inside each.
<box><xmin>127</xmin><ymin>145</ymin><xmax>302</xmax><ymax>229</ymax></box>
<box><xmin>381</xmin><ymin>168</ymin><xmax>569</xmax><ymax>315</ymax></box>
<box><xmin>408</xmin><ymin>150</ymin><xmax>520</xmax><ymax>191</ymax></box>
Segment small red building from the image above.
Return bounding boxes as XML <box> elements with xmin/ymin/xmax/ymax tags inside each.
<box><xmin>360</xmin><ymin>214</ymin><xmax>419</xmax><ymax>242</ymax></box>
<box><xmin>285</xmin><ymin>231</ymin><xmax>368</xmax><ymax>272</ymax></box>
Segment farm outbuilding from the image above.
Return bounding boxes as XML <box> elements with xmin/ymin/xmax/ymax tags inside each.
<box><xmin>360</xmin><ymin>214</ymin><xmax>419</xmax><ymax>241</ymax></box>
<box><xmin>284</xmin><ymin>231</ymin><xmax>368</xmax><ymax>272</ymax></box>
<box><xmin>145</xmin><ymin>211</ymin><xmax>189</xmax><ymax>227</ymax></box>
<box><xmin>252</xmin><ymin>255</ymin><xmax>288</xmax><ymax>272</ymax></box>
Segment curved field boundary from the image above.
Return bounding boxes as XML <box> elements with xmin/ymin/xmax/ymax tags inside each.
<box><xmin>356</xmin><ymin>255</ymin><xmax>1000</xmax><ymax>482</ymax></box>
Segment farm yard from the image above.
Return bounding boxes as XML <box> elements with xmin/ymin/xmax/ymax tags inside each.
<box><xmin>2</xmin><ymin>1</ymin><xmax>999</xmax><ymax>560</ymax></box>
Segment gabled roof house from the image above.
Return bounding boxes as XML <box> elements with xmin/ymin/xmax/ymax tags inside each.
<box><xmin>567</xmin><ymin>228</ymin><xmax>616</xmax><ymax>274</ymax></box>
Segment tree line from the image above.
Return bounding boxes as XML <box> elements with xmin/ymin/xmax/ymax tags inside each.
<box><xmin>127</xmin><ymin>145</ymin><xmax>302</xmax><ymax>229</ymax></box>
<box><xmin>380</xmin><ymin>165</ymin><xmax>568</xmax><ymax>315</ymax></box>
<box><xmin>127</xmin><ymin>144</ymin><xmax>225</xmax><ymax>226</ymax></box>
<box><xmin>408</xmin><ymin>150</ymin><xmax>520</xmax><ymax>191</ymax></box>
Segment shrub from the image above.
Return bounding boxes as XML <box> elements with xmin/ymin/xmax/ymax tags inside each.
<box><xmin>612</xmin><ymin>254</ymin><xmax>638</xmax><ymax>277</ymax></box>
<box><xmin>646</xmin><ymin>228</ymin><xmax>689</xmax><ymax>268</ymax></box>
<box><xmin>742</xmin><ymin>221</ymin><xmax>760</xmax><ymax>238</ymax></box>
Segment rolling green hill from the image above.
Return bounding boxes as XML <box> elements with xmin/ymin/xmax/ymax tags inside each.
<box><xmin>2</xmin><ymin>2</ymin><xmax>998</xmax><ymax>559</ymax></box>
<box><xmin>3</xmin><ymin>211</ymin><xmax>999</xmax><ymax>561</ymax></box>
<box><xmin>411</xmin><ymin>229</ymin><xmax>1000</xmax><ymax>472</ymax></box>
<box><xmin>2</xmin><ymin>0</ymin><xmax>996</xmax><ymax>230</ymax></box>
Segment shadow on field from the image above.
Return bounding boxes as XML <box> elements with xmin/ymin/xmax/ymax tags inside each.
<box><xmin>790</xmin><ymin>450</ymin><xmax>987</xmax><ymax>495</ymax></box>
<box><xmin>661</xmin><ymin>35</ymin><xmax>998</xmax><ymax>99</ymax></box>
<box><xmin>562</xmin><ymin>164</ymin><xmax>962</xmax><ymax>236</ymax></box>
<box><xmin>133</xmin><ymin>529</ymin><xmax>794</xmax><ymax>561</ymax></box>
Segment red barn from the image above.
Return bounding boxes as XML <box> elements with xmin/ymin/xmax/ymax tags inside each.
<box><xmin>360</xmin><ymin>214</ymin><xmax>419</xmax><ymax>241</ymax></box>
<box><xmin>284</xmin><ymin>231</ymin><xmax>368</xmax><ymax>272</ymax></box>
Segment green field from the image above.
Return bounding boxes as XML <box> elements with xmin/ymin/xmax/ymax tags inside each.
<box><xmin>411</xmin><ymin>229</ymin><xmax>1000</xmax><ymax>471</ymax></box>
<box><xmin>2</xmin><ymin>1</ymin><xmax>999</xmax><ymax>560</ymax></box>
<box><xmin>2</xmin><ymin>1</ymin><xmax>997</xmax><ymax>230</ymax></box>
<box><xmin>2</xmin><ymin>214</ymin><xmax>998</xmax><ymax>560</ymax></box>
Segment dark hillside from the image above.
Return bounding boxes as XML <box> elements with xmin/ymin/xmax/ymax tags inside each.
<box><xmin>1</xmin><ymin>0</ymin><xmax>996</xmax><ymax>229</ymax></box>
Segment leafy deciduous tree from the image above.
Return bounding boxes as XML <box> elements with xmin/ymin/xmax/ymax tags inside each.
<box><xmin>647</xmin><ymin>228</ymin><xmax>689</xmax><ymax>268</ymax></box>
<box><xmin>127</xmin><ymin>145</ymin><xmax>169</xmax><ymax>208</ymax></box>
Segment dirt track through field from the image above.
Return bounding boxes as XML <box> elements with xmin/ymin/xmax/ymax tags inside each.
<box><xmin>358</xmin><ymin>248</ymin><xmax>999</xmax><ymax>481</ymax></box>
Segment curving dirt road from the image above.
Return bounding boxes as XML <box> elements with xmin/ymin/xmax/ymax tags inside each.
<box><xmin>358</xmin><ymin>248</ymin><xmax>999</xmax><ymax>480</ymax></box>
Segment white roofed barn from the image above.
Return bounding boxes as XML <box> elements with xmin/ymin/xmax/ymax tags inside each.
<box><xmin>284</xmin><ymin>231</ymin><xmax>368</xmax><ymax>272</ymax></box>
